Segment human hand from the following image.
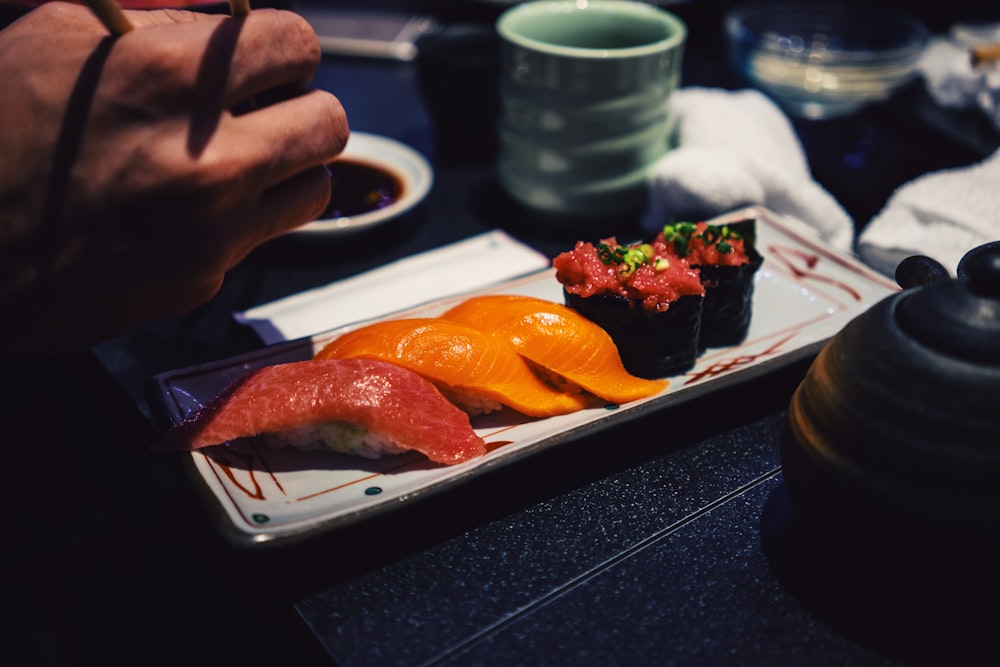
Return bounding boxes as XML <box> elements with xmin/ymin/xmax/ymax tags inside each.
<box><xmin>0</xmin><ymin>2</ymin><xmax>348</xmax><ymax>360</ymax></box>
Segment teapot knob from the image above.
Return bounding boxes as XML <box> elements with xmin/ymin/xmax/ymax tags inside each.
<box><xmin>967</xmin><ymin>252</ymin><xmax>1000</xmax><ymax>297</ymax></box>
<box><xmin>894</xmin><ymin>254</ymin><xmax>949</xmax><ymax>289</ymax></box>
<box><xmin>895</xmin><ymin>245</ymin><xmax>1000</xmax><ymax>364</ymax></box>
<box><xmin>957</xmin><ymin>239</ymin><xmax>1000</xmax><ymax>282</ymax></box>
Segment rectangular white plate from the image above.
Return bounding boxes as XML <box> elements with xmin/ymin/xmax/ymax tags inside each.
<box><xmin>152</xmin><ymin>207</ymin><xmax>898</xmax><ymax>548</ymax></box>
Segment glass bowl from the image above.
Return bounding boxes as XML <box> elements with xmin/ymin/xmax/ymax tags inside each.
<box><xmin>725</xmin><ymin>2</ymin><xmax>929</xmax><ymax>119</ymax></box>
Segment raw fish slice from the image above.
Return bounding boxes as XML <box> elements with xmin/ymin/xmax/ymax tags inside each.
<box><xmin>440</xmin><ymin>295</ymin><xmax>668</xmax><ymax>403</ymax></box>
<box><xmin>315</xmin><ymin>318</ymin><xmax>591</xmax><ymax>417</ymax></box>
<box><xmin>158</xmin><ymin>358</ymin><xmax>487</xmax><ymax>465</ymax></box>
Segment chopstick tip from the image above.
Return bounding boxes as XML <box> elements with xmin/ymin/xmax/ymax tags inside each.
<box><xmin>83</xmin><ymin>0</ymin><xmax>134</xmax><ymax>37</ymax></box>
<box><xmin>229</xmin><ymin>0</ymin><xmax>252</xmax><ymax>17</ymax></box>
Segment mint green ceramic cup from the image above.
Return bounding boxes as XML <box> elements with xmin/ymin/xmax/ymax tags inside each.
<box><xmin>496</xmin><ymin>0</ymin><xmax>687</xmax><ymax>222</ymax></box>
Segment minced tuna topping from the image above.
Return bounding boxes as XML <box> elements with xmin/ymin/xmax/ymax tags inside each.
<box><xmin>553</xmin><ymin>237</ymin><xmax>705</xmax><ymax>313</ymax></box>
<box><xmin>657</xmin><ymin>221</ymin><xmax>750</xmax><ymax>267</ymax></box>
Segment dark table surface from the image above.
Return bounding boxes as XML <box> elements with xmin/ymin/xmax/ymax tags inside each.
<box><xmin>4</xmin><ymin>1</ymin><xmax>999</xmax><ymax>666</ymax></box>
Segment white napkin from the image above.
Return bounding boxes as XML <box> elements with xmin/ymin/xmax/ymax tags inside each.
<box><xmin>919</xmin><ymin>22</ymin><xmax>1000</xmax><ymax>132</ymax></box>
<box><xmin>235</xmin><ymin>230</ymin><xmax>551</xmax><ymax>344</ymax></box>
<box><xmin>856</xmin><ymin>147</ymin><xmax>1000</xmax><ymax>277</ymax></box>
<box><xmin>643</xmin><ymin>86</ymin><xmax>855</xmax><ymax>251</ymax></box>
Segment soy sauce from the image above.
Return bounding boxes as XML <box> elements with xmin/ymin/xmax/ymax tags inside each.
<box><xmin>322</xmin><ymin>159</ymin><xmax>404</xmax><ymax>219</ymax></box>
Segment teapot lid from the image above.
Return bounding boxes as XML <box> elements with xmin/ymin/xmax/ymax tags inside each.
<box><xmin>894</xmin><ymin>243</ymin><xmax>1000</xmax><ymax>364</ymax></box>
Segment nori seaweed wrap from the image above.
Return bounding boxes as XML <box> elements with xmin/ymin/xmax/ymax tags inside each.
<box><xmin>659</xmin><ymin>218</ymin><xmax>763</xmax><ymax>349</ymax></box>
<box><xmin>697</xmin><ymin>243</ymin><xmax>764</xmax><ymax>348</ymax></box>
<box><xmin>564</xmin><ymin>290</ymin><xmax>703</xmax><ymax>379</ymax></box>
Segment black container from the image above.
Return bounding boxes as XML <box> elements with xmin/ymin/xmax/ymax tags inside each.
<box><xmin>781</xmin><ymin>243</ymin><xmax>1000</xmax><ymax>613</ymax></box>
<box><xmin>415</xmin><ymin>23</ymin><xmax>501</xmax><ymax>165</ymax></box>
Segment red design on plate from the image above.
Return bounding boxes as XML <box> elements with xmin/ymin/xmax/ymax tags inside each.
<box><xmin>684</xmin><ymin>333</ymin><xmax>797</xmax><ymax>385</ymax></box>
<box><xmin>767</xmin><ymin>244</ymin><xmax>863</xmax><ymax>301</ymax></box>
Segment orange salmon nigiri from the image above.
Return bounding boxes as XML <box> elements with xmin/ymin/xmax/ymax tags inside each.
<box><xmin>440</xmin><ymin>295</ymin><xmax>669</xmax><ymax>404</ymax></box>
<box><xmin>315</xmin><ymin>318</ymin><xmax>591</xmax><ymax>418</ymax></box>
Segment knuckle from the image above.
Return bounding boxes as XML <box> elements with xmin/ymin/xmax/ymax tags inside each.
<box><xmin>282</xmin><ymin>10</ymin><xmax>323</xmax><ymax>65</ymax></box>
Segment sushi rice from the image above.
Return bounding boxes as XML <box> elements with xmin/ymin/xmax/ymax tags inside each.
<box><xmin>259</xmin><ymin>421</ymin><xmax>407</xmax><ymax>459</ymax></box>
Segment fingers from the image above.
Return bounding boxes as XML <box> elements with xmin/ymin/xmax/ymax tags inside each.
<box><xmin>252</xmin><ymin>164</ymin><xmax>333</xmax><ymax>241</ymax></box>
<box><xmin>165</xmin><ymin>9</ymin><xmax>324</xmax><ymax>112</ymax></box>
<box><xmin>16</xmin><ymin>4</ymin><xmax>322</xmax><ymax>109</ymax></box>
<box><xmin>87</xmin><ymin>9</ymin><xmax>346</xmax><ymax>241</ymax></box>
<box><xmin>2</xmin><ymin>1</ymin><xmax>108</xmax><ymax>35</ymax></box>
<box><xmin>222</xmin><ymin>88</ymin><xmax>349</xmax><ymax>190</ymax></box>
<box><xmin>218</xmin><ymin>10</ymin><xmax>324</xmax><ymax>109</ymax></box>
<box><xmin>192</xmin><ymin>90</ymin><xmax>346</xmax><ymax>251</ymax></box>
<box><xmin>8</xmin><ymin>3</ymin><xmax>208</xmax><ymax>37</ymax></box>
<box><xmin>181</xmin><ymin>90</ymin><xmax>346</xmax><ymax>253</ymax></box>
<box><xmin>192</xmin><ymin>165</ymin><xmax>331</xmax><ymax>273</ymax></box>
<box><xmin>98</xmin><ymin>9</ymin><xmax>319</xmax><ymax>115</ymax></box>
<box><xmin>122</xmin><ymin>8</ymin><xmax>214</xmax><ymax>29</ymax></box>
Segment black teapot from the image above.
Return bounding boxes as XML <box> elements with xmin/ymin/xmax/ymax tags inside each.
<box><xmin>780</xmin><ymin>242</ymin><xmax>1000</xmax><ymax>612</ymax></box>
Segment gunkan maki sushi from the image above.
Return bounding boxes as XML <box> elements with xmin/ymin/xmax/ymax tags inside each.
<box><xmin>658</xmin><ymin>219</ymin><xmax>763</xmax><ymax>349</ymax></box>
<box><xmin>553</xmin><ymin>237</ymin><xmax>705</xmax><ymax>379</ymax></box>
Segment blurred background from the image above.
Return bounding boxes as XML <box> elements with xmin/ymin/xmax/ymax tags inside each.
<box><xmin>287</xmin><ymin>0</ymin><xmax>1000</xmax><ymax>233</ymax></box>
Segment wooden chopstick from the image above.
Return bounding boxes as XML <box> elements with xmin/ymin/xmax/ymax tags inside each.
<box><xmin>229</xmin><ymin>0</ymin><xmax>251</xmax><ymax>17</ymax></box>
<box><xmin>83</xmin><ymin>0</ymin><xmax>251</xmax><ymax>37</ymax></box>
<box><xmin>82</xmin><ymin>0</ymin><xmax>133</xmax><ymax>36</ymax></box>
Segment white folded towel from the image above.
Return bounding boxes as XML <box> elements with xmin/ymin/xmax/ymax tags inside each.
<box><xmin>856</xmin><ymin>147</ymin><xmax>1000</xmax><ymax>277</ymax></box>
<box><xmin>918</xmin><ymin>22</ymin><xmax>1000</xmax><ymax>132</ymax></box>
<box><xmin>643</xmin><ymin>87</ymin><xmax>855</xmax><ymax>251</ymax></box>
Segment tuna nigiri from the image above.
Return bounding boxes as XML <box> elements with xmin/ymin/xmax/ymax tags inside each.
<box><xmin>314</xmin><ymin>318</ymin><xmax>591</xmax><ymax>418</ymax></box>
<box><xmin>158</xmin><ymin>358</ymin><xmax>487</xmax><ymax>465</ymax></box>
<box><xmin>440</xmin><ymin>295</ymin><xmax>668</xmax><ymax>403</ymax></box>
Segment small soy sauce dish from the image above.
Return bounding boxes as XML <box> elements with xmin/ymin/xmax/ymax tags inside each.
<box><xmin>297</xmin><ymin>132</ymin><xmax>434</xmax><ymax>239</ymax></box>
